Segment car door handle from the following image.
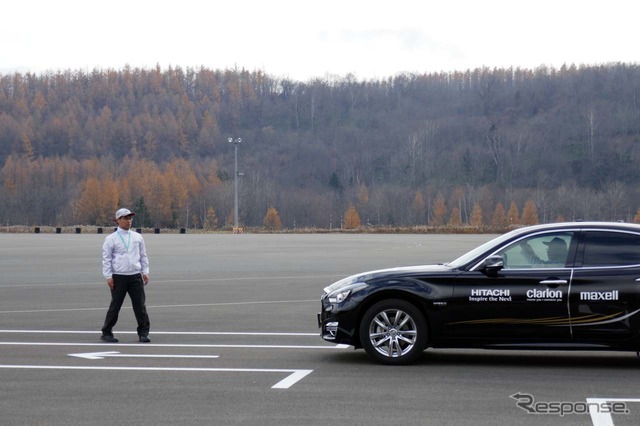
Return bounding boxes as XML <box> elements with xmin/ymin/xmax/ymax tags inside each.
<box><xmin>539</xmin><ymin>280</ymin><xmax>568</xmax><ymax>285</ymax></box>
<box><xmin>635</xmin><ymin>278</ymin><xmax>640</xmax><ymax>282</ymax></box>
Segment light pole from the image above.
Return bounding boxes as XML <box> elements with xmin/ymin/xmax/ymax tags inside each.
<box><xmin>228</xmin><ymin>137</ymin><xmax>242</xmax><ymax>230</ymax></box>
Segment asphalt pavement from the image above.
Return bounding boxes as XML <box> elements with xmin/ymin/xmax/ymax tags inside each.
<box><xmin>1</xmin><ymin>232</ymin><xmax>639</xmax><ymax>426</ymax></box>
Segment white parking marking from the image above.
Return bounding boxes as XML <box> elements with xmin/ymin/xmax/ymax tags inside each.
<box><xmin>0</xmin><ymin>341</ymin><xmax>347</xmax><ymax>349</ymax></box>
<box><xmin>272</xmin><ymin>369</ymin><xmax>314</xmax><ymax>389</ymax></box>
<box><xmin>0</xmin><ymin>329</ymin><xmax>318</xmax><ymax>336</ymax></box>
<box><xmin>587</xmin><ymin>398</ymin><xmax>640</xmax><ymax>426</ymax></box>
<box><xmin>0</xmin><ymin>274</ymin><xmax>345</xmax><ymax>288</ymax></box>
<box><xmin>68</xmin><ymin>351</ymin><xmax>220</xmax><ymax>360</ymax></box>
<box><xmin>0</xmin><ymin>329</ymin><xmax>340</xmax><ymax>389</ymax></box>
<box><xmin>0</xmin><ymin>299</ymin><xmax>318</xmax><ymax>314</ymax></box>
<box><xmin>0</xmin><ymin>364</ymin><xmax>313</xmax><ymax>389</ymax></box>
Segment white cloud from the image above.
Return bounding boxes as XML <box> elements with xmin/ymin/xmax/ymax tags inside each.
<box><xmin>1</xmin><ymin>0</ymin><xmax>638</xmax><ymax>80</ymax></box>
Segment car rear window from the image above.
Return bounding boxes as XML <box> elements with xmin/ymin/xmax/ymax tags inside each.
<box><xmin>582</xmin><ymin>231</ymin><xmax>640</xmax><ymax>267</ymax></box>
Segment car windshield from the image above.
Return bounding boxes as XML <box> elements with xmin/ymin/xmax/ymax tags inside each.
<box><xmin>446</xmin><ymin>229</ymin><xmax>522</xmax><ymax>269</ymax></box>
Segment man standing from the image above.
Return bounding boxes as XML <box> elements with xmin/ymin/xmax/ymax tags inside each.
<box><xmin>101</xmin><ymin>208</ymin><xmax>151</xmax><ymax>343</ymax></box>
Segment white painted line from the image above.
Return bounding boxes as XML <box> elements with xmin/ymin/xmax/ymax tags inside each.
<box><xmin>0</xmin><ymin>341</ymin><xmax>348</xmax><ymax>350</ymax></box>
<box><xmin>68</xmin><ymin>351</ymin><xmax>220</xmax><ymax>360</ymax></box>
<box><xmin>149</xmin><ymin>300</ymin><xmax>318</xmax><ymax>310</ymax></box>
<box><xmin>0</xmin><ymin>307</ymin><xmax>107</xmax><ymax>314</ymax></box>
<box><xmin>0</xmin><ymin>274</ymin><xmax>345</xmax><ymax>288</ymax></box>
<box><xmin>587</xmin><ymin>398</ymin><xmax>640</xmax><ymax>426</ymax></box>
<box><xmin>272</xmin><ymin>369</ymin><xmax>314</xmax><ymax>389</ymax></box>
<box><xmin>0</xmin><ymin>299</ymin><xmax>318</xmax><ymax>314</ymax></box>
<box><xmin>0</xmin><ymin>364</ymin><xmax>313</xmax><ymax>389</ymax></box>
<box><xmin>0</xmin><ymin>329</ymin><xmax>318</xmax><ymax>336</ymax></box>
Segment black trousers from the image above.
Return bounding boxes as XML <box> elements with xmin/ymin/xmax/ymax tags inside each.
<box><xmin>101</xmin><ymin>273</ymin><xmax>150</xmax><ymax>337</ymax></box>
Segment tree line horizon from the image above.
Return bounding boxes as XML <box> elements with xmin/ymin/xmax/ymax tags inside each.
<box><xmin>1</xmin><ymin>62</ymin><xmax>639</xmax><ymax>229</ymax></box>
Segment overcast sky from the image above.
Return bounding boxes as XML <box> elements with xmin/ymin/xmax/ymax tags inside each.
<box><xmin>2</xmin><ymin>0</ymin><xmax>637</xmax><ymax>81</ymax></box>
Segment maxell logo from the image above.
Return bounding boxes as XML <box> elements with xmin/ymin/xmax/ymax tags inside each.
<box><xmin>580</xmin><ymin>290</ymin><xmax>619</xmax><ymax>301</ymax></box>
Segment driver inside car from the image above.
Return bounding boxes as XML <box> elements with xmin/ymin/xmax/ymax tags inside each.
<box><xmin>519</xmin><ymin>236</ymin><xmax>568</xmax><ymax>267</ymax></box>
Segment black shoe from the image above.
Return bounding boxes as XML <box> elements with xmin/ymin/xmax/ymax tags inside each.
<box><xmin>139</xmin><ymin>335</ymin><xmax>150</xmax><ymax>343</ymax></box>
<box><xmin>100</xmin><ymin>335</ymin><xmax>119</xmax><ymax>343</ymax></box>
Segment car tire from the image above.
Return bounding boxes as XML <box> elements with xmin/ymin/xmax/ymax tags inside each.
<box><xmin>359</xmin><ymin>299</ymin><xmax>427</xmax><ymax>365</ymax></box>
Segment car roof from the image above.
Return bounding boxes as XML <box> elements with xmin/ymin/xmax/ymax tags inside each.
<box><xmin>509</xmin><ymin>221</ymin><xmax>640</xmax><ymax>236</ymax></box>
<box><xmin>458</xmin><ymin>221</ymin><xmax>640</xmax><ymax>272</ymax></box>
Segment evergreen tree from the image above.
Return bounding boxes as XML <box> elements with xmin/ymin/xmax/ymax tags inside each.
<box><xmin>132</xmin><ymin>197</ymin><xmax>152</xmax><ymax>228</ymax></box>
<box><xmin>329</xmin><ymin>172</ymin><xmax>343</xmax><ymax>193</ymax></box>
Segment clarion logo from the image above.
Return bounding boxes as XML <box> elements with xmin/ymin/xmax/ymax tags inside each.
<box><xmin>580</xmin><ymin>290</ymin><xmax>619</xmax><ymax>301</ymax></box>
<box><xmin>526</xmin><ymin>289</ymin><xmax>562</xmax><ymax>299</ymax></box>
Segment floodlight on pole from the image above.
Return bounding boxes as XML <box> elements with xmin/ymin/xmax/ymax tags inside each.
<box><xmin>228</xmin><ymin>137</ymin><xmax>242</xmax><ymax>232</ymax></box>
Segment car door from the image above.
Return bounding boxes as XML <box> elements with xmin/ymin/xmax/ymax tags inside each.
<box><xmin>569</xmin><ymin>230</ymin><xmax>640</xmax><ymax>341</ymax></box>
<box><xmin>445</xmin><ymin>231</ymin><xmax>577</xmax><ymax>341</ymax></box>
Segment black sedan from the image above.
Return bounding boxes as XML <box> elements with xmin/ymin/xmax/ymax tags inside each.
<box><xmin>318</xmin><ymin>222</ymin><xmax>640</xmax><ymax>364</ymax></box>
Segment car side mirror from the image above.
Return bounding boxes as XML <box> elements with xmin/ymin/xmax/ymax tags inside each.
<box><xmin>482</xmin><ymin>255</ymin><xmax>504</xmax><ymax>276</ymax></box>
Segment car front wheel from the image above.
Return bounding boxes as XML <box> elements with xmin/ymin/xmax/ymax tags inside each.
<box><xmin>359</xmin><ymin>299</ymin><xmax>427</xmax><ymax>365</ymax></box>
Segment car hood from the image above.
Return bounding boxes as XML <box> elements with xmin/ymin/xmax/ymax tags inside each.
<box><xmin>324</xmin><ymin>264</ymin><xmax>453</xmax><ymax>294</ymax></box>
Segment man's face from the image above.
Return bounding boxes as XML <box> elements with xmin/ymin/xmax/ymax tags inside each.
<box><xmin>117</xmin><ymin>215</ymin><xmax>134</xmax><ymax>230</ymax></box>
<box><xmin>547</xmin><ymin>242</ymin><xmax>566</xmax><ymax>263</ymax></box>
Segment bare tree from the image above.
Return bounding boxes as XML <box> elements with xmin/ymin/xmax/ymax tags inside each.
<box><xmin>603</xmin><ymin>181</ymin><xmax>627</xmax><ymax>221</ymax></box>
<box><xmin>584</xmin><ymin>108</ymin><xmax>596</xmax><ymax>158</ymax></box>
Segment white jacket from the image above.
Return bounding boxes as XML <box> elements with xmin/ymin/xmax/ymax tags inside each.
<box><xmin>102</xmin><ymin>228</ymin><xmax>149</xmax><ymax>279</ymax></box>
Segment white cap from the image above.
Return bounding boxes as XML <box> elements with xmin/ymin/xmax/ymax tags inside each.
<box><xmin>115</xmin><ymin>208</ymin><xmax>135</xmax><ymax>219</ymax></box>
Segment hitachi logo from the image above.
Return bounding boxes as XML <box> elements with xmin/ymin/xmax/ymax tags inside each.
<box><xmin>580</xmin><ymin>290</ymin><xmax>619</xmax><ymax>301</ymax></box>
<box><xmin>471</xmin><ymin>289</ymin><xmax>510</xmax><ymax>297</ymax></box>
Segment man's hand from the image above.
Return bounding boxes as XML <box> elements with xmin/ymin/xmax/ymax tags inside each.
<box><xmin>142</xmin><ymin>274</ymin><xmax>149</xmax><ymax>286</ymax></box>
<box><xmin>107</xmin><ymin>277</ymin><xmax>114</xmax><ymax>290</ymax></box>
<box><xmin>520</xmin><ymin>241</ymin><xmax>534</xmax><ymax>256</ymax></box>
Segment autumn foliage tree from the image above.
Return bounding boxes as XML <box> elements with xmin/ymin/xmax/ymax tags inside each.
<box><xmin>521</xmin><ymin>200</ymin><xmax>539</xmax><ymax>225</ymax></box>
<box><xmin>75</xmin><ymin>176</ymin><xmax>119</xmax><ymax>225</ymax></box>
<box><xmin>492</xmin><ymin>202</ymin><xmax>506</xmax><ymax>227</ymax></box>
<box><xmin>3</xmin><ymin>64</ymin><xmax>640</xmax><ymax>228</ymax></box>
<box><xmin>343</xmin><ymin>205</ymin><xmax>361</xmax><ymax>229</ymax></box>
<box><xmin>412</xmin><ymin>191</ymin><xmax>426</xmax><ymax>224</ymax></box>
<box><xmin>448</xmin><ymin>207</ymin><xmax>462</xmax><ymax>226</ymax></box>
<box><xmin>263</xmin><ymin>207</ymin><xmax>282</xmax><ymax>230</ymax></box>
<box><xmin>204</xmin><ymin>207</ymin><xmax>218</xmax><ymax>230</ymax></box>
<box><xmin>470</xmin><ymin>203</ymin><xmax>484</xmax><ymax>227</ymax></box>
<box><xmin>507</xmin><ymin>201</ymin><xmax>520</xmax><ymax>225</ymax></box>
<box><xmin>358</xmin><ymin>184</ymin><xmax>369</xmax><ymax>204</ymax></box>
<box><xmin>431</xmin><ymin>194</ymin><xmax>447</xmax><ymax>226</ymax></box>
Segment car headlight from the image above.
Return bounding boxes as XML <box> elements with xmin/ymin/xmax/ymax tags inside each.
<box><xmin>327</xmin><ymin>282</ymin><xmax>368</xmax><ymax>304</ymax></box>
<box><xmin>329</xmin><ymin>289</ymin><xmax>351</xmax><ymax>304</ymax></box>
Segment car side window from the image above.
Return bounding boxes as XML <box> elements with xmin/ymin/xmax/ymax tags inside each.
<box><xmin>582</xmin><ymin>231</ymin><xmax>640</xmax><ymax>267</ymax></box>
<box><xmin>497</xmin><ymin>232</ymin><xmax>573</xmax><ymax>269</ymax></box>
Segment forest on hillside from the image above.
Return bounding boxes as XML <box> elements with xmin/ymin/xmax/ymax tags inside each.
<box><xmin>0</xmin><ymin>63</ymin><xmax>639</xmax><ymax>229</ymax></box>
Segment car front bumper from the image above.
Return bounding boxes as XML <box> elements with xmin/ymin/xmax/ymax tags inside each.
<box><xmin>318</xmin><ymin>298</ymin><xmax>359</xmax><ymax>346</ymax></box>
